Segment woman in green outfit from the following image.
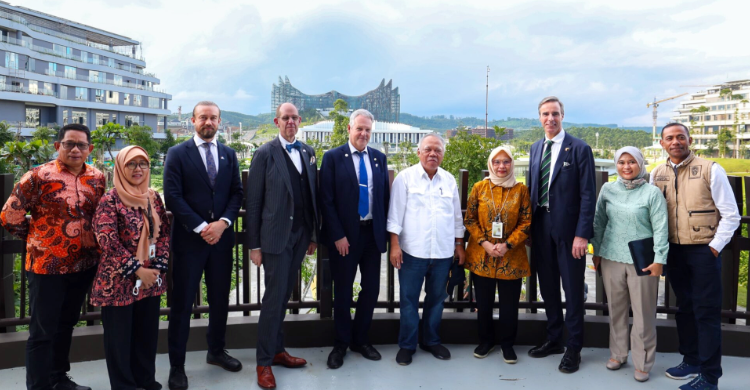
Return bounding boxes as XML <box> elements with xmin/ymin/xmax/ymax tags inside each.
<box><xmin>591</xmin><ymin>146</ymin><xmax>668</xmax><ymax>383</ymax></box>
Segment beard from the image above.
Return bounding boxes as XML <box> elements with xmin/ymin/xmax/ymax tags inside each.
<box><xmin>197</xmin><ymin>125</ymin><xmax>217</xmax><ymax>140</ymax></box>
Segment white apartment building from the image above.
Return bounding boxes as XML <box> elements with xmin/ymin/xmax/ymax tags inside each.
<box><xmin>0</xmin><ymin>1</ymin><xmax>171</xmax><ymax>132</ymax></box>
<box><xmin>301</xmin><ymin>120</ymin><xmax>433</xmax><ymax>148</ymax></box>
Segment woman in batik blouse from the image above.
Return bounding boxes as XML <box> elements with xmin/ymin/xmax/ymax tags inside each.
<box><xmin>90</xmin><ymin>145</ymin><xmax>170</xmax><ymax>390</ymax></box>
<box><xmin>464</xmin><ymin>146</ymin><xmax>531</xmax><ymax>365</ymax></box>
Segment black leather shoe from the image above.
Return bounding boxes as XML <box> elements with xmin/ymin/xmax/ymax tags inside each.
<box><xmin>350</xmin><ymin>344</ymin><xmax>382</xmax><ymax>361</ymax></box>
<box><xmin>473</xmin><ymin>343</ymin><xmax>495</xmax><ymax>359</ymax></box>
<box><xmin>502</xmin><ymin>346</ymin><xmax>518</xmax><ymax>364</ymax></box>
<box><xmin>396</xmin><ymin>348</ymin><xmax>416</xmax><ymax>366</ymax></box>
<box><xmin>558</xmin><ymin>350</ymin><xmax>581</xmax><ymax>373</ymax></box>
<box><xmin>168</xmin><ymin>366</ymin><xmax>188</xmax><ymax>390</ymax></box>
<box><xmin>139</xmin><ymin>382</ymin><xmax>163</xmax><ymax>390</ymax></box>
<box><xmin>207</xmin><ymin>350</ymin><xmax>243</xmax><ymax>372</ymax></box>
<box><xmin>327</xmin><ymin>346</ymin><xmax>346</xmax><ymax>369</ymax></box>
<box><xmin>528</xmin><ymin>340</ymin><xmax>565</xmax><ymax>358</ymax></box>
<box><xmin>419</xmin><ymin>344</ymin><xmax>451</xmax><ymax>360</ymax></box>
<box><xmin>52</xmin><ymin>375</ymin><xmax>91</xmax><ymax>390</ymax></box>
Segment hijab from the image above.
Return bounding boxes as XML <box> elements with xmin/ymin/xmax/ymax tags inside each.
<box><xmin>113</xmin><ymin>145</ymin><xmax>161</xmax><ymax>263</ymax></box>
<box><xmin>485</xmin><ymin>146</ymin><xmax>517</xmax><ymax>188</ymax></box>
<box><xmin>614</xmin><ymin>146</ymin><xmax>647</xmax><ymax>190</ymax></box>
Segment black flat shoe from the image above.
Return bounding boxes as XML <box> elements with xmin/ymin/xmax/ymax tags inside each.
<box><xmin>327</xmin><ymin>346</ymin><xmax>346</xmax><ymax>369</ymax></box>
<box><xmin>502</xmin><ymin>346</ymin><xmax>518</xmax><ymax>364</ymax></box>
<box><xmin>558</xmin><ymin>350</ymin><xmax>581</xmax><ymax>373</ymax></box>
<box><xmin>168</xmin><ymin>366</ymin><xmax>188</xmax><ymax>390</ymax></box>
<box><xmin>52</xmin><ymin>375</ymin><xmax>91</xmax><ymax>390</ymax></box>
<box><xmin>419</xmin><ymin>344</ymin><xmax>451</xmax><ymax>360</ymax></box>
<box><xmin>350</xmin><ymin>344</ymin><xmax>382</xmax><ymax>361</ymax></box>
<box><xmin>528</xmin><ymin>340</ymin><xmax>565</xmax><ymax>358</ymax></box>
<box><xmin>396</xmin><ymin>348</ymin><xmax>416</xmax><ymax>366</ymax></box>
<box><xmin>473</xmin><ymin>343</ymin><xmax>495</xmax><ymax>359</ymax></box>
<box><xmin>207</xmin><ymin>350</ymin><xmax>243</xmax><ymax>372</ymax></box>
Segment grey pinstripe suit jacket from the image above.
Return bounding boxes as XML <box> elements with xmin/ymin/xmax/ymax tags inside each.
<box><xmin>246</xmin><ymin>137</ymin><xmax>319</xmax><ymax>254</ymax></box>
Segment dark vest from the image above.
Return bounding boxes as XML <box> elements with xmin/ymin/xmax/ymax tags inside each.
<box><xmin>283</xmin><ymin>151</ymin><xmax>314</xmax><ymax>233</ymax></box>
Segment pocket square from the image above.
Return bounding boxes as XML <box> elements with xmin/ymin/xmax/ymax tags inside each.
<box><xmin>563</xmin><ymin>162</ymin><xmax>571</xmax><ymax>167</ymax></box>
<box><xmin>310</xmin><ymin>155</ymin><xmax>316</xmax><ymax>165</ymax></box>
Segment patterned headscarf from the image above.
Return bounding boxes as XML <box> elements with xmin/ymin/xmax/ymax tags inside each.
<box><xmin>614</xmin><ymin>146</ymin><xmax>647</xmax><ymax>190</ymax></box>
<box><xmin>485</xmin><ymin>146</ymin><xmax>517</xmax><ymax>188</ymax></box>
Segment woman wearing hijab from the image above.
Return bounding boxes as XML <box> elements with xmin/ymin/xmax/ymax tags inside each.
<box><xmin>464</xmin><ymin>146</ymin><xmax>531</xmax><ymax>364</ymax></box>
<box><xmin>591</xmin><ymin>146</ymin><xmax>668</xmax><ymax>383</ymax></box>
<box><xmin>90</xmin><ymin>145</ymin><xmax>170</xmax><ymax>390</ymax></box>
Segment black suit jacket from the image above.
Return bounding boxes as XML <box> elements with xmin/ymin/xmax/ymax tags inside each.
<box><xmin>528</xmin><ymin>132</ymin><xmax>596</xmax><ymax>242</ymax></box>
<box><xmin>319</xmin><ymin>144</ymin><xmax>390</xmax><ymax>253</ymax></box>
<box><xmin>246</xmin><ymin>137</ymin><xmax>319</xmax><ymax>254</ymax></box>
<box><xmin>163</xmin><ymin>138</ymin><xmax>243</xmax><ymax>252</ymax></box>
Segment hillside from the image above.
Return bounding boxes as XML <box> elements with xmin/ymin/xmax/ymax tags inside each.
<box><xmin>168</xmin><ymin>111</ymin><xmax>274</xmax><ymax>127</ymax></box>
<box><xmin>398</xmin><ymin>113</ymin><xmax>650</xmax><ymax>132</ymax></box>
<box><xmin>514</xmin><ymin>127</ymin><xmax>653</xmax><ymax>149</ymax></box>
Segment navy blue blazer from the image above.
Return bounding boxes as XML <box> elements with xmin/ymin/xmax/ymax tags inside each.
<box><xmin>528</xmin><ymin>132</ymin><xmax>596</xmax><ymax>242</ymax></box>
<box><xmin>163</xmin><ymin>138</ymin><xmax>244</xmax><ymax>253</ymax></box>
<box><xmin>319</xmin><ymin>144</ymin><xmax>390</xmax><ymax>253</ymax></box>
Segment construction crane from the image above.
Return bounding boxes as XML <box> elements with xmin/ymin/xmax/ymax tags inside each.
<box><xmin>647</xmin><ymin>93</ymin><xmax>688</xmax><ymax>141</ymax></box>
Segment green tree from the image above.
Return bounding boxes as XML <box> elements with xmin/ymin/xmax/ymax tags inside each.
<box><xmin>160</xmin><ymin>129</ymin><xmax>178</xmax><ymax>157</ymax></box>
<box><xmin>122</xmin><ymin>125</ymin><xmax>159</xmax><ymax>160</ymax></box>
<box><xmin>31</xmin><ymin>126</ymin><xmax>56</xmax><ymax>143</ymax></box>
<box><xmin>0</xmin><ymin>121</ymin><xmax>14</xmax><ymax>147</ymax></box>
<box><xmin>441</xmin><ymin>131</ymin><xmax>503</xmax><ymax>189</ymax></box>
<box><xmin>1</xmin><ymin>139</ymin><xmax>54</xmax><ymax>174</ymax></box>
<box><xmin>328</xmin><ymin>99</ymin><xmax>350</xmax><ymax>147</ymax></box>
<box><xmin>394</xmin><ymin>140</ymin><xmax>418</xmax><ymax>173</ymax></box>
<box><xmin>717</xmin><ymin>128</ymin><xmax>733</xmax><ymax>158</ymax></box>
<box><xmin>493</xmin><ymin>125</ymin><xmax>506</xmax><ymax>139</ymax></box>
<box><xmin>91</xmin><ymin>122</ymin><xmax>122</xmax><ymax>161</ymax></box>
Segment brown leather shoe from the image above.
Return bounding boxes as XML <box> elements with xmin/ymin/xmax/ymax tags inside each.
<box><xmin>272</xmin><ymin>351</ymin><xmax>307</xmax><ymax>368</ymax></box>
<box><xmin>256</xmin><ymin>366</ymin><xmax>276</xmax><ymax>389</ymax></box>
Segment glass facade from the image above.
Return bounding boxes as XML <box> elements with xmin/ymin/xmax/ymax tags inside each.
<box><xmin>25</xmin><ymin>108</ymin><xmax>40</xmax><ymax>127</ymax></box>
<box><xmin>107</xmin><ymin>91</ymin><xmax>119</xmax><ymax>104</ymax></box>
<box><xmin>64</xmin><ymin>66</ymin><xmax>76</xmax><ymax>79</ymax></box>
<box><xmin>60</xmin><ymin>85</ymin><xmax>68</xmax><ymax>100</ymax></box>
<box><xmin>5</xmin><ymin>52</ymin><xmax>19</xmax><ymax>69</ymax></box>
<box><xmin>96</xmin><ymin>112</ymin><xmax>110</xmax><ymax>128</ymax></box>
<box><xmin>95</xmin><ymin>89</ymin><xmax>105</xmax><ymax>103</ymax></box>
<box><xmin>125</xmin><ymin>115</ymin><xmax>140</xmax><ymax>127</ymax></box>
<box><xmin>29</xmin><ymin>81</ymin><xmax>38</xmax><ymax>94</ymax></box>
<box><xmin>123</xmin><ymin>93</ymin><xmax>130</xmax><ymax>105</ymax></box>
<box><xmin>148</xmin><ymin>97</ymin><xmax>159</xmax><ymax>109</ymax></box>
<box><xmin>75</xmin><ymin>87</ymin><xmax>88</xmax><ymax>100</ymax></box>
<box><xmin>72</xmin><ymin>111</ymin><xmax>86</xmax><ymax>125</ymax></box>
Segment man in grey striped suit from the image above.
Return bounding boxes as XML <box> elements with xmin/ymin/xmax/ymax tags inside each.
<box><xmin>246</xmin><ymin>102</ymin><xmax>318</xmax><ymax>389</ymax></box>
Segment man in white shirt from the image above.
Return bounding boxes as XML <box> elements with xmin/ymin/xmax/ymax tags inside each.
<box><xmin>387</xmin><ymin>133</ymin><xmax>466</xmax><ymax>366</ymax></box>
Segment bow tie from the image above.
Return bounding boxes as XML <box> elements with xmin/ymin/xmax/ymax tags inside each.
<box><xmin>285</xmin><ymin>141</ymin><xmax>301</xmax><ymax>153</ymax></box>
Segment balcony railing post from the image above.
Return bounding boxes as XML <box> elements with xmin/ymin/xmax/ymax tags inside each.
<box><xmin>0</xmin><ymin>174</ymin><xmax>16</xmax><ymax>332</ymax></box>
<box><xmin>317</xmin><ymin>244</ymin><xmax>332</xmax><ymax>319</ymax></box>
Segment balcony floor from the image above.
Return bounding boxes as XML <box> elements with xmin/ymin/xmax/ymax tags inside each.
<box><xmin>1</xmin><ymin>345</ymin><xmax>749</xmax><ymax>389</ymax></box>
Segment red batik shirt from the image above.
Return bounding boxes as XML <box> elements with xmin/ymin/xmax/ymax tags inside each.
<box><xmin>0</xmin><ymin>160</ymin><xmax>106</xmax><ymax>274</ymax></box>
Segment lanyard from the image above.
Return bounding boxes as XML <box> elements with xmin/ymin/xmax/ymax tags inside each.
<box><xmin>146</xmin><ymin>198</ymin><xmax>154</xmax><ymax>240</ymax></box>
<box><xmin>488</xmin><ymin>183</ymin><xmax>511</xmax><ymax>223</ymax></box>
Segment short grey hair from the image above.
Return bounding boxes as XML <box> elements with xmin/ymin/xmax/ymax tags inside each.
<box><xmin>192</xmin><ymin>101</ymin><xmax>221</xmax><ymax>118</ymax></box>
<box><xmin>418</xmin><ymin>133</ymin><xmax>446</xmax><ymax>150</ymax></box>
<box><xmin>538</xmin><ymin>96</ymin><xmax>565</xmax><ymax>116</ymax></box>
<box><xmin>350</xmin><ymin>109</ymin><xmax>375</xmax><ymax>125</ymax></box>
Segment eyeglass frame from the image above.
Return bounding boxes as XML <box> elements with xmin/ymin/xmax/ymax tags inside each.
<box><xmin>125</xmin><ymin>160</ymin><xmax>150</xmax><ymax>170</ymax></box>
<box><xmin>59</xmin><ymin>141</ymin><xmax>91</xmax><ymax>151</ymax></box>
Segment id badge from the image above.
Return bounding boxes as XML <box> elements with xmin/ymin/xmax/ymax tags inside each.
<box><xmin>149</xmin><ymin>244</ymin><xmax>156</xmax><ymax>260</ymax></box>
<box><xmin>492</xmin><ymin>222</ymin><xmax>504</xmax><ymax>239</ymax></box>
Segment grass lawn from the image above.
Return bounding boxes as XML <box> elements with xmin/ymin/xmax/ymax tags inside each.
<box><xmin>739</xmin><ymin>284</ymin><xmax>747</xmax><ymax>308</ymax></box>
<box><xmin>648</xmin><ymin>157</ymin><xmax>750</xmax><ymax>175</ymax></box>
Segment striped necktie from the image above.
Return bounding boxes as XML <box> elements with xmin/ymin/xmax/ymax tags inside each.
<box><xmin>354</xmin><ymin>151</ymin><xmax>369</xmax><ymax>218</ymax></box>
<box><xmin>538</xmin><ymin>140</ymin><xmax>554</xmax><ymax>207</ymax></box>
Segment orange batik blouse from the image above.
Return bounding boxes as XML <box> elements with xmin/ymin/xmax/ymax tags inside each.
<box><xmin>0</xmin><ymin>160</ymin><xmax>105</xmax><ymax>274</ymax></box>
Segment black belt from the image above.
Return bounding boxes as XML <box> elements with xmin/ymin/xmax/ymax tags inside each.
<box><xmin>359</xmin><ymin>219</ymin><xmax>373</xmax><ymax>226</ymax></box>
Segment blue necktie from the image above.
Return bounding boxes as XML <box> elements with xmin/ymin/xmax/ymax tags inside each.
<box><xmin>286</xmin><ymin>141</ymin><xmax>301</xmax><ymax>153</ymax></box>
<box><xmin>355</xmin><ymin>151</ymin><xmax>369</xmax><ymax>218</ymax></box>
<box><xmin>203</xmin><ymin>143</ymin><xmax>216</xmax><ymax>187</ymax></box>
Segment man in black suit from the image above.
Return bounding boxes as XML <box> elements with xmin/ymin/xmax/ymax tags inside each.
<box><xmin>163</xmin><ymin>101</ymin><xmax>244</xmax><ymax>390</ymax></box>
<box><xmin>526</xmin><ymin>96</ymin><xmax>596</xmax><ymax>373</ymax></box>
<box><xmin>246</xmin><ymin>102</ymin><xmax>318</xmax><ymax>389</ymax></box>
<box><xmin>320</xmin><ymin>109</ymin><xmax>390</xmax><ymax>369</ymax></box>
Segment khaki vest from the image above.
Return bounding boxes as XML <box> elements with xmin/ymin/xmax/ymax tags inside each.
<box><xmin>651</xmin><ymin>153</ymin><xmax>719</xmax><ymax>245</ymax></box>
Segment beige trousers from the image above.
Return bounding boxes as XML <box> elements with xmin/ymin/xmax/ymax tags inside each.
<box><xmin>601</xmin><ymin>258</ymin><xmax>659</xmax><ymax>372</ymax></box>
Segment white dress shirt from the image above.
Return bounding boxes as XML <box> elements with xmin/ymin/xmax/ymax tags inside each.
<box><xmin>349</xmin><ymin>142</ymin><xmax>374</xmax><ymax>220</ymax></box>
<box><xmin>387</xmin><ymin>163</ymin><xmax>465</xmax><ymax>259</ymax></box>
<box><xmin>278</xmin><ymin>134</ymin><xmax>302</xmax><ymax>174</ymax></box>
<box><xmin>540</xmin><ymin>129</ymin><xmax>566</xmax><ymax>207</ymax></box>
<box><xmin>649</xmin><ymin>159</ymin><xmax>740</xmax><ymax>252</ymax></box>
<box><xmin>192</xmin><ymin>135</ymin><xmax>231</xmax><ymax>232</ymax></box>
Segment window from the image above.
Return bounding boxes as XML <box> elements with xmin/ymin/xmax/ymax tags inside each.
<box><xmin>21</xmin><ymin>36</ymin><xmax>32</xmax><ymax>48</ymax></box>
<box><xmin>148</xmin><ymin>97</ymin><xmax>159</xmax><ymax>108</ymax></box>
<box><xmin>92</xmin><ymin>53</ymin><xmax>99</xmax><ymax>65</ymax></box>
<box><xmin>64</xmin><ymin>66</ymin><xmax>76</xmax><ymax>79</ymax></box>
<box><xmin>43</xmin><ymin>83</ymin><xmax>53</xmax><ymax>96</ymax></box>
<box><xmin>29</xmin><ymin>81</ymin><xmax>38</xmax><ymax>94</ymax></box>
<box><xmin>98</xmin><ymin>72</ymin><xmax>106</xmax><ymax>83</ymax></box>
<box><xmin>108</xmin><ymin>58</ymin><xmax>114</xmax><ymax>68</ymax></box>
<box><xmin>0</xmin><ymin>76</ymin><xmax>5</xmax><ymax>91</ymax></box>
<box><xmin>62</xmin><ymin>110</ymin><xmax>69</xmax><ymax>125</ymax></box>
<box><xmin>5</xmin><ymin>52</ymin><xmax>19</xmax><ymax>69</ymax></box>
<box><xmin>26</xmin><ymin>58</ymin><xmax>35</xmax><ymax>72</ymax></box>
<box><xmin>106</xmin><ymin>91</ymin><xmax>119</xmax><ymax>104</ymax></box>
<box><xmin>123</xmin><ymin>93</ymin><xmax>130</xmax><ymax>105</ymax></box>
<box><xmin>53</xmin><ymin>44</ymin><xmax>67</xmax><ymax>58</ymax></box>
<box><xmin>81</xmin><ymin>51</ymin><xmax>88</xmax><ymax>63</ymax></box>
<box><xmin>72</xmin><ymin>111</ymin><xmax>86</xmax><ymax>125</ymax></box>
<box><xmin>48</xmin><ymin>62</ymin><xmax>57</xmax><ymax>76</ymax></box>
<box><xmin>133</xmin><ymin>95</ymin><xmax>142</xmax><ymax>106</ymax></box>
<box><xmin>26</xmin><ymin>108</ymin><xmax>40</xmax><ymax>127</ymax></box>
<box><xmin>96</xmin><ymin>112</ymin><xmax>109</xmax><ymax>128</ymax></box>
<box><xmin>89</xmin><ymin>70</ymin><xmax>99</xmax><ymax>83</ymax></box>
<box><xmin>114</xmin><ymin>74</ymin><xmax>122</xmax><ymax>86</ymax></box>
<box><xmin>95</xmin><ymin>89</ymin><xmax>105</xmax><ymax>103</ymax></box>
<box><xmin>75</xmin><ymin>87</ymin><xmax>87</xmax><ymax>101</ymax></box>
<box><xmin>125</xmin><ymin>115</ymin><xmax>140</xmax><ymax>127</ymax></box>
<box><xmin>60</xmin><ymin>85</ymin><xmax>68</xmax><ymax>99</ymax></box>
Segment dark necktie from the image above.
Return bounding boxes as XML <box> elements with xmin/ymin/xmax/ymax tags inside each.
<box><xmin>538</xmin><ymin>140</ymin><xmax>554</xmax><ymax>207</ymax></box>
<box><xmin>203</xmin><ymin>143</ymin><xmax>216</xmax><ymax>187</ymax></box>
<box><xmin>286</xmin><ymin>141</ymin><xmax>301</xmax><ymax>153</ymax></box>
<box><xmin>355</xmin><ymin>151</ymin><xmax>369</xmax><ymax>218</ymax></box>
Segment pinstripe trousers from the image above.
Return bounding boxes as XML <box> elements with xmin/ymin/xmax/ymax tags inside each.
<box><xmin>256</xmin><ymin>226</ymin><xmax>311</xmax><ymax>366</ymax></box>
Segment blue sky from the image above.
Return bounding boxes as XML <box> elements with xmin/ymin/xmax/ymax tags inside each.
<box><xmin>23</xmin><ymin>0</ymin><xmax>750</xmax><ymax>126</ymax></box>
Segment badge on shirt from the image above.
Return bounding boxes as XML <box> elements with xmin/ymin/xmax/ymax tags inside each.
<box><xmin>149</xmin><ymin>244</ymin><xmax>156</xmax><ymax>260</ymax></box>
<box><xmin>492</xmin><ymin>222</ymin><xmax>504</xmax><ymax>239</ymax></box>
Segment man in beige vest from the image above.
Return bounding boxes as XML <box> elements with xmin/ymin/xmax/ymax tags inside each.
<box><xmin>650</xmin><ymin>123</ymin><xmax>739</xmax><ymax>390</ymax></box>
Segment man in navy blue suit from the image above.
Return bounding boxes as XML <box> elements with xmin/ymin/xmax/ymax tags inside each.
<box><xmin>527</xmin><ymin>96</ymin><xmax>595</xmax><ymax>374</ymax></box>
<box><xmin>320</xmin><ymin>109</ymin><xmax>390</xmax><ymax>369</ymax></box>
<box><xmin>163</xmin><ymin>101</ymin><xmax>244</xmax><ymax>390</ymax></box>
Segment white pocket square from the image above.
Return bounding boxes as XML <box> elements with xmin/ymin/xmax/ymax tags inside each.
<box><xmin>563</xmin><ymin>162</ymin><xmax>571</xmax><ymax>167</ymax></box>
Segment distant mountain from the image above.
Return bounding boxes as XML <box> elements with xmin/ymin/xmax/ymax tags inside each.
<box><xmin>167</xmin><ymin>111</ymin><xmax>275</xmax><ymax>128</ymax></box>
<box><xmin>398</xmin><ymin>113</ymin><xmax>651</xmax><ymax>132</ymax></box>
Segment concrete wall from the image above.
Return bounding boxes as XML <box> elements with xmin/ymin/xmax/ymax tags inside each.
<box><xmin>0</xmin><ymin>100</ymin><xmax>25</xmax><ymax>123</ymax></box>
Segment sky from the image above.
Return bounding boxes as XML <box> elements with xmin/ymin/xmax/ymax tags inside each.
<box><xmin>18</xmin><ymin>0</ymin><xmax>750</xmax><ymax>126</ymax></box>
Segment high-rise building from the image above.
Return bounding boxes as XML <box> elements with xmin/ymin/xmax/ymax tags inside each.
<box><xmin>271</xmin><ymin>76</ymin><xmax>400</xmax><ymax>122</ymax></box>
<box><xmin>0</xmin><ymin>2</ymin><xmax>171</xmax><ymax>132</ymax></box>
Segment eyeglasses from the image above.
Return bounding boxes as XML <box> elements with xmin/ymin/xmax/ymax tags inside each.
<box><xmin>60</xmin><ymin>141</ymin><xmax>90</xmax><ymax>151</ymax></box>
<box><xmin>491</xmin><ymin>160</ymin><xmax>512</xmax><ymax>166</ymax></box>
<box><xmin>278</xmin><ymin>115</ymin><xmax>300</xmax><ymax>122</ymax></box>
<box><xmin>125</xmin><ymin>161</ymin><xmax>150</xmax><ymax>170</ymax></box>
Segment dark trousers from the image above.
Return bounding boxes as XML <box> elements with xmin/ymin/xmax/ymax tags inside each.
<box><xmin>531</xmin><ymin>208</ymin><xmax>586</xmax><ymax>352</ymax></box>
<box><xmin>168</xmin><ymin>246</ymin><xmax>233</xmax><ymax>366</ymax></box>
<box><xmin>667</xmin><ymin>243</ymin><xmax>723</xmax><ymax>385</ymax></box>
<box><xmin>256</xmin><ymin>226</ymin><xmax>310</xmax><ymax>366</ymax></box>
<box><xmin>25</xmin><ymin>267</ymin><xmax>96</xmax><ymax>390</ymax></box>
<box><xmin>330</xmin><ymin>224</ymin><xmax>382</xmax><ymax>347</ymax></box>
<box><xmin>101</xmin><ymin>296</ymin><xmax>161</xmax><ymax>390</ymax></box>
<box><xmin>472</xmin><ymin>273</ymin><xmax>522</xmax><ymax>348</ymax></box>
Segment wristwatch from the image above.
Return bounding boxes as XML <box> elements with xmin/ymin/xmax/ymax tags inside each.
<box><xmin>454</xmin><ymin>241</ymin><xmax>463</xmax><ymax>246</ymax></box>
<box><xmin>506</xmin><ymin>242</ymin><xmax>513</xmax><ymax>250</ymax></box>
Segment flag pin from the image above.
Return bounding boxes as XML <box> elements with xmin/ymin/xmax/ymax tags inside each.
<box><xmin>345</xmin><ymin>154</ymin><xmax>349</xmax><ymax>157</ymax></box>
<box><xmin>565</xmin><ymin>147</ymin><xmax>570</xmax><ymax>151</ymax></box>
